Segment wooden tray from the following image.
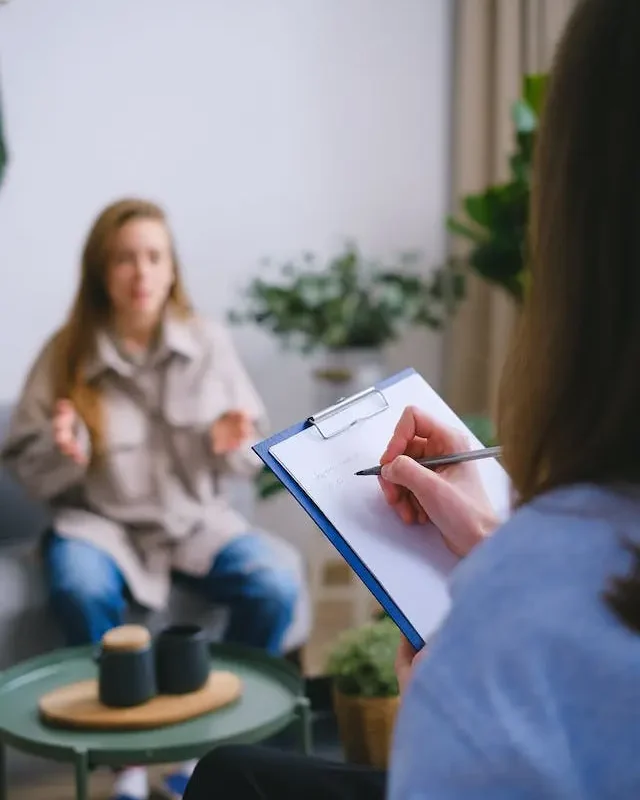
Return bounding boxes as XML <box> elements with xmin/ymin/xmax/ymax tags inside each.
<box><xmin>39</xmin><ymin>671</ymin><xmax>242</xmax><ymax>731</ymax></box>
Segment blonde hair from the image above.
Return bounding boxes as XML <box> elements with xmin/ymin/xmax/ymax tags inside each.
<box><xmin>52</xmin><ymin>198</ymin><xmax>192</xmax><ymax>456</ymax></box>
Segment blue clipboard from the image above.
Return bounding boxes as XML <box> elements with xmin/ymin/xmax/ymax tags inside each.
<box><xmin>253</xmin><ymin>367</ymin><xmax>425</xmax><ymax>651</ymax></box>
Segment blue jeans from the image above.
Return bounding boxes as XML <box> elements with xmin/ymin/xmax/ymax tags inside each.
<box><xmin>44</xmin><ymin>532</ymin><xmax>298</xmax><ymax>655</ymax></box>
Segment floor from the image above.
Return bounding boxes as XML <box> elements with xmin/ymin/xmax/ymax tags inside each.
<box><xmin>13</xmin><ymin>559</ymin><xmax>367</xmax><ymax>799</ymax></box>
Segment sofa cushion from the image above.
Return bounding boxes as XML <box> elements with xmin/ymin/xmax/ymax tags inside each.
<box><xmin>0</xmin><ymin>404</ymin><xmax>51</xmax><ymax>544</ymax></box>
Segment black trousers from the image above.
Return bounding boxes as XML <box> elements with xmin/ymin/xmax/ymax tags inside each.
<box><xmin>183</xmin><ymin>744</ymin><xmax>387</xmax><ymax>800</ymax></box>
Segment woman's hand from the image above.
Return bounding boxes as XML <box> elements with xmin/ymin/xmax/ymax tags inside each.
<box><xmin>210</xmin><ymin>410</ymin><xmax>255</xmax><ymax>455</ymax></box>
<box><xmin>379</xmin><ymin>406</ymin><xmax>499</xmax><ymax>558</ymax></box>
<box><xmin>395</xmin><ymin>636</ymin><xmax>427</xmax><ymax>695</ymax></box>
<box><xmin>52</xmin><ymin>400</ymin><xmax>88</xmax><ymax>465</ymax></box>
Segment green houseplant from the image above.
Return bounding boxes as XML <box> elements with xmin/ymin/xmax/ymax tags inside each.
<box><xmin>446</xmin><ymin>73</ymin><xmax>548</xmax><ymax>303</ymax></box>
<box><xmin>437</xmin><ymin>73</ymin><xmax>548</xmax><ymax>439</ymax></box>
<box><xmin>232</xmin><ymin>242</ymin><xmax>462</xmax><ymax>499</ymax></box>
<box><xmin>325</xmin><ymin>617</ymin><xmax>401</xmax><ymax>768</ymax></box>
<box><xmin>230</xmin><ymin>242</ymin><xmax>455</xmax><ymax>354</ymax></box>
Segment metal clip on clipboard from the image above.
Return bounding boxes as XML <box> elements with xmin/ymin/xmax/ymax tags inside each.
<box><xmin>307</xmin><ymin>385</ymin><xmax>390</xmax><ymax>440</ymax></box>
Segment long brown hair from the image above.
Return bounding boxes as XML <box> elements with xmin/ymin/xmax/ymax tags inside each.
<box><xmin>52</xmin><ymin>198</ymin><xmax>192</xmax><ymax>456</ymax></box>
<box><xmin>498</xmin><ymin>0</ymin><xmax>640</xmax><ymax>629</ymax></box>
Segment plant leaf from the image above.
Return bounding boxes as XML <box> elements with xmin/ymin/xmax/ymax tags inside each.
<box><xmin>446</xmin><ymin>216</ymin><xmax>487</xmax><ymax>243</ymax></box>
<box><xmin>463</xmin><ymin>193</ymin><xmax>493</xmax><ymax>228</ymax></box>
<box><xmin>512</xmin><ymin>99</ymin><xmax>538</xmax><ymax>134</ymax></box>
<box><xmin>523</xmin><ymin>73</ymin><xmax>547</xmax><ymax>116</ymax></box>
<box><xmin>326</xmin><ymin>618</ymin><xmax>401</xmax><ymax>697</ymax></box>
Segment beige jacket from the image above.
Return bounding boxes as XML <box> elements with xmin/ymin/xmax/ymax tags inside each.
<box><xmin>1</xmin><ymin>314</ymin><xmax>268</xmax><ymax>609</ymax></box>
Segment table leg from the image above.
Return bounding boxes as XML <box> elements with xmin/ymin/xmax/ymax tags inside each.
<box><xmin>296</xmin><ymin>696</ymin><xmax>313</xmax><ymax>755</ymax></box>
<box><xmin>73</xmin><ymin>750</ymin><xmax>89</xmax><ymax>800</ymax></box>
<box><xmin>0</xmin><ymin>738</ymin><xmax>6</xmax><ymax>800</ymax></box>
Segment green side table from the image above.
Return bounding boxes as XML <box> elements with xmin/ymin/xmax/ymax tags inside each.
<box><xmin>0</xmin><ymin>643</ymin><xmax>311</xmax><ymax>800</ymax></box>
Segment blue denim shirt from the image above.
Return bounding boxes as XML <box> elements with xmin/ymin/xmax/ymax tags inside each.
<box><xmin>389</xmin><ymin>484</ymin><xmax>640</xmax><ymax>799</ymax></box>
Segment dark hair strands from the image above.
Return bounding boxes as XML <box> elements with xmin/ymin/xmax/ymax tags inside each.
<box><xmin>497</xmin><ymin>0</ymin><xmax>640</xmax><ymax>632</ymax></box>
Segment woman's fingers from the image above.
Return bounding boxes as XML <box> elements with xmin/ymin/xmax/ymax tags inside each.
<box><xmin>378</xmin><ymin>475</ymin><xmax>401</xmax><ymax>505</ymax></box>
<box><xmin>410</xmin><ymin>493</ymin><xmax>428</xmax><ymax>524</ymax></box>
<box><xmin>226</xmin><ymin>411</ymin><xmax>254</xmax><ymax>439</ymax></box>
<box><xmin>55</xmin><ymin>398</ymin><xmax>73</xmax><ymax>414</ymax></box>
<box><xmin>212</xmin><ymin>410</ymin><xmax>255</xmax><ymax>454</ymax></box>
<box><xmin>381</xmin><ymin>407</ymin><xmax>443</xmax><ymax>464</ymax></box>
<box><xmin>65</xmin><ymin>441</ymin><xmax>86</xmax><ymax>465</ymax></box>
<box><xmin>379</xmin><ymin>476</ymin><xmax>429</xmax><ymax>525</ymax></box>
<box><xmin>56</xmin><ymin>432</ymin><xmax>86</xmax><ymax>464</ymax></box>
<box><xmin>395</xmin><ymin>635</ymin><xmax>421</xmax><ymax>695</ymax></box>
<box><xmin>53</xmin><ymin>421</ymin><xmax>73</xmax><ymax>446</ymax></box>
<box><xmin>381</xmin><ymin>406</ymin><xmax>469</xmax><ymax>466</ymax></box>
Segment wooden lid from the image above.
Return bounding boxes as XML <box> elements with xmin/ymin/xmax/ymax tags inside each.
<box><xmin>101</xmin><ymin>625</ymin><xmax>151</xmax><ymax>653</ymax></box>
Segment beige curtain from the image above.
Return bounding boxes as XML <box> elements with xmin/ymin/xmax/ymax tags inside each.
<box><xmin>443</xmin><ymin>0</ymin><xmax>577</xmax><ymax>417</ymax></box>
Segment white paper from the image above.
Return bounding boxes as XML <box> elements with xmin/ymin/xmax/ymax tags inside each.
<box><xmin>270</xmin><ymin>371</ymin><xmax>511</xmax><ymax>642</ymax></box>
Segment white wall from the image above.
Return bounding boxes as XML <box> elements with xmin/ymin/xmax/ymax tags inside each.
<box><xmin>0</xmin><ymin>0</ymin><xmax>451</xmax><ymax>425</ymax></box>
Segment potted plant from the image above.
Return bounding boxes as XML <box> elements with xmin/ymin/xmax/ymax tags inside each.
<box><xmin>440</xmin><ymin>73</ymin><xmax>547</xmax><ymax>437</ymax></box>
<box><xmin>230</xmin><ymin>242</ymin><xmax>459</xmax><ymax>411</ymax></box>
<box><xmin>325</xmin><ymin>616</ymin><xmax>401</xmax><ymax>768</ymax></box>
<box><xmin>446</xmin><ymin>72</ymin><xmax>548</xmax><ymax>304</ymax></box>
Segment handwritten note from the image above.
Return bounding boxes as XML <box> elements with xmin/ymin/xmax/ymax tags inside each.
<box><xmin>269</xmin><ymin>371</ymin><xmax>511</xmax><ymax>642</ymax></box>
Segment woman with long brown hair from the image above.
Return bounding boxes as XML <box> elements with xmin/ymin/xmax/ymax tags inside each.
<box><xmin>2</xmin><ymin>198</ymin><xmax>299</xmax><ymax>800</ymax></box>
<box><xmin>185</xmin><ymin>0</ymin><xmax>640</xmax><ymax>797</ymax></box>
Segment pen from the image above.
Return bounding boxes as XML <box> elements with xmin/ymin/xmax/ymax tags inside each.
<box><xmin>354</xmin><ymin>445</ymin><xmax>503</xmax><ymax>477</ymax></box>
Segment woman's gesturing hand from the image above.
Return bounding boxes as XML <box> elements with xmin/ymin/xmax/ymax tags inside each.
<box><xmin>210</xmin><ymin>410</ymin><xmax>255</xmax><ymax>455</ymax></box>
<box><xmin>52</xmin><ymin>400</ymin><xmax>88</xmax><ymax>465</ymax></box>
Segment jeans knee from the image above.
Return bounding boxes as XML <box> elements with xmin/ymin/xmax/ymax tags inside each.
<box><xmin>246</xmin><ymin>568</ymin><xmax>299</xmax><ymax>622</ymax></box>
<box><xmin>51</xmin><ymin>572</ymin><xmax>116</xmax><ymax>611</ymax></box>
<box><xmin>46</xmin><ymin>536</ymin><xmax>123</xmax><ymax>611</ymax></box>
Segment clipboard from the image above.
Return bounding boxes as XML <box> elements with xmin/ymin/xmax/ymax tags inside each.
<box><xmin>254</xmin><ymin>367</ymin><xmax>509</xmax><ymax>650</ymax></box>
<box><xmin>254</xmin><ymin>368</ymin><xmax>430</xmax><ymax>650</ymax></box>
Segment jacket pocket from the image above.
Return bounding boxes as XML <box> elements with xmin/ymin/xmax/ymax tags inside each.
<box><xmin>98</xmin><ymin>402</ymin><xmax>155</xmax><ymax>506</ymax></box>
<box><xmin>164</xmin><ymin>367</ymin><xmax>230</xmax><ymax>430</ymax></box>
<box><xmin>163</xmin><ymin>370</ymin><xmax>227</xmax><ymax>480</ymax></box>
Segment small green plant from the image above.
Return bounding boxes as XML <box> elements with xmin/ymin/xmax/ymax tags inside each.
<box><xmin>230</xmin><ymin>243</ymin><xmax>461</xmax><ymax>353</ymax></box>
<box><xmin>326</xmin><ymin>617</ymin><xmax>401</xmax><ymax>698</ymax></box>
<box><xmin>463</xmin><ymin>414</ymin><xmax>496</xmax><ymax>447</ymax></box>
<box><xmin>255</xmin><ymin>464</ymin><xmax>285</xmax><ymax>500</ymax></box>
<box><xmin>446</xmin><ymin>73</ymin><xmax>548</xmax><ymax>303</ymax></box>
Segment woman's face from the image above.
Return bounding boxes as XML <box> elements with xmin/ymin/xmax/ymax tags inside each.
<box><xmin>105</xmin><ymin>218</ymin><xmax>175</xmax><ymax>324</ymax></box>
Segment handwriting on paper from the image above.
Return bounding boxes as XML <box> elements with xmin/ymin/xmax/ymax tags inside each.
<box><xmin>313</xmin><ymin>454</ymin><xmax>362</xmax><ymax>487</ymax></box>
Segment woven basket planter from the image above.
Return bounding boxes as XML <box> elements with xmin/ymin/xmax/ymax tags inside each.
<box><xmin>333</xmin><ymin>687</ymin><xmax>400</xmax><ymax>769</ymax></box>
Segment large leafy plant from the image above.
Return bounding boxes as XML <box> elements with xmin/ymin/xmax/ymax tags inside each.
<box><xmin>326</xmin><ymin>616</ymin><xmax>401</xmax><ymax>698</ymax></box>
<box><xmin>446</xmin><ymin>73</ymin><xmax>548</xmax><ymax>303</ymax></box>
<box><xmin>230</xmin><ymin>243</ymin><xmax>461</xmax><ymax>353</ymax></box>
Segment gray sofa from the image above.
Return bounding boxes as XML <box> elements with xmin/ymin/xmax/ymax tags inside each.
<box><xmin>0</xmin><ymin>404</ymin><xmax>311</xmax><ymax>775</ymax></box>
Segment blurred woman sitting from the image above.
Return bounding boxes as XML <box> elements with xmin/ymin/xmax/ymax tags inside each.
<box><xmin>2</xmin><ymin>197</ymin><xmax>300</xmax><ymax>800</ymax></box>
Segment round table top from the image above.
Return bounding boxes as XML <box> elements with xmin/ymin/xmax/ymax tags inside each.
<box><xmin>0</xmin><ymin>643</ymin><xmax>304</xmax><ymax>766</ymax></box>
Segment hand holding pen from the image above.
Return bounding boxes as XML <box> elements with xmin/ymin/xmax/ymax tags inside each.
<box><xmin>376</xmin><ymin>406</ymin><xmax>501</xmax><ymax>558</ymax></box>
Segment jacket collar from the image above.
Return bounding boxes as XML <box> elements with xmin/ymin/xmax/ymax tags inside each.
<box><xmin>83</xmin><ymin>311</ymin><xmax>200</xmax><ymax>381</ymax></box>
